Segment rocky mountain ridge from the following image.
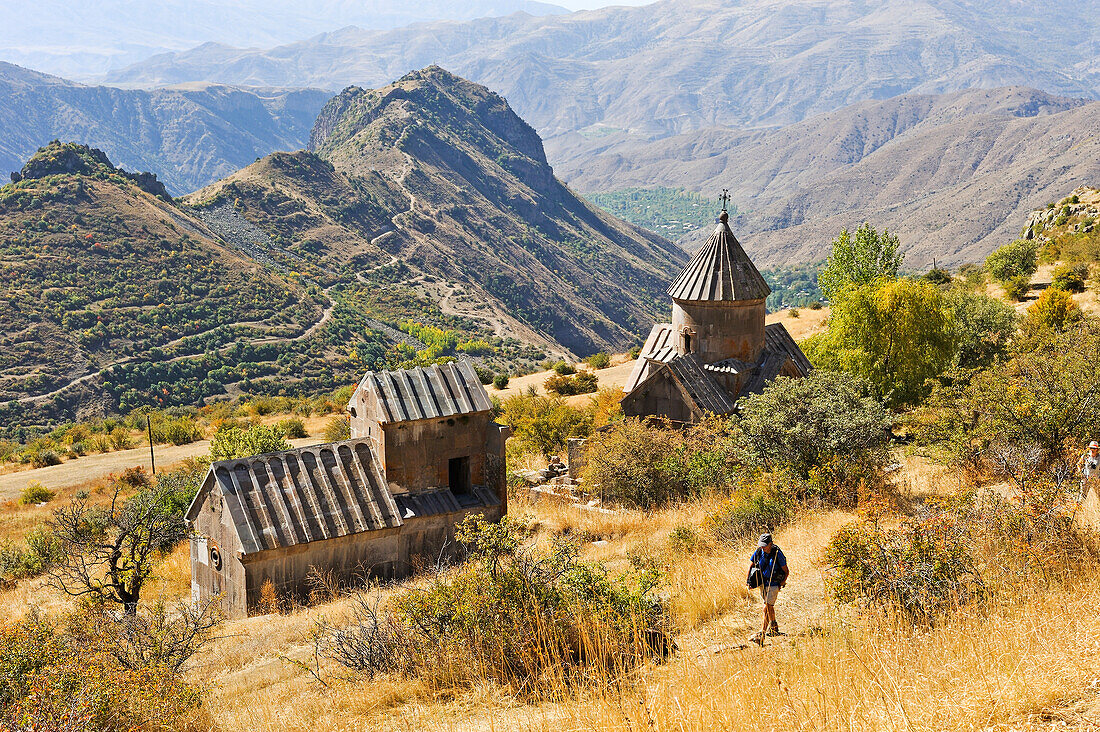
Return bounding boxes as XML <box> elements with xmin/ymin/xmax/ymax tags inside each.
<box><xmin>187</xmin><ymin>67</ymin><xmax>687</xmax><ymax>356</ymax></box>
<box><xmin>103</xmin><ymin>0</ymin><xmax>1100</xmax><ymax>141</ymax></box>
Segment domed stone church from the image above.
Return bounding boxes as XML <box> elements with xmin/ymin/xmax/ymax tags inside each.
<box><xmin>622</xmin><ymin>210</ymin><xmax>811</xmax><ymax>423</ymax></box>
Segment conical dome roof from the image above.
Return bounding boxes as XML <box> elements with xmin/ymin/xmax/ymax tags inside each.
<box><xmin>667</xmin><ymin>212</ymin><xmax>770</xmax><ymax>302</ymax></box>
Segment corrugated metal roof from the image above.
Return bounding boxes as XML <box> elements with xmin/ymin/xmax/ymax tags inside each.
<box><xmin>764</xmin><ymin>323</ymin><xmax>812</xmax><ymax>376</ymax></box>
<box><xmin>188</xmin><ymin>438</ymin><xmax>504</xmax><ymax>557</ymax></box>
<box><xmin>355</xmin><ymin>358</ymin><xmax>493</xmax><ymax>425</ymax></box>
<box><xmin>394</xmin><ymin>486</ymin><xmax>501</xmax><ymax>520</ymax></box>
<box><xmin>741</xmin><ymin>351</ymin><xmax>790</xmax><ymax>396</ymax></box>
<box><xmin>198</xmin><ymin>439</ymin><xmax>402</xmax><ymax>555</ymax></box>
<box><xmin>625</xmin><ymin>323</ymin><xmax>676</xmax><ymax>392</ymax></box>
<box><xmin>666</xmin><ymin>354</ymin><xmax>738</xmax><ymax>415</ymax></box>
<box><xmin>667</xmin><ymin>213</ymin><xmax>770</xmax><ymax>302</ymax></box>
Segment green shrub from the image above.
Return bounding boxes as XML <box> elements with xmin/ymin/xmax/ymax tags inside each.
<box><xmin>0</xmin><ymin>526</ymin><xmax>61</xmax><ymax>581</ymax></box>
<box><xmin>1051</xmin><ymin>262</ymin><xmax>1089</xmax><ymax>292</ymax></box>
<box><xmin>19</xmin><ymin>482</ymin><xmax>55</xmax><ymax>505</ymax></box>
<box><xmin>735</xmin><ymin>371</ymin><xmax>891</xmax><ymax>501</ymax></box>
<box><xmin>823</xmin><ymin>512</ymin><xmax>985</xmax><ymax>625</ymax></box>
<box><xmin>957</xmin><ymin>262</ymin><xmax>984</xmax><ymax>286</ymax></box>
<box><xmin>581</xmin><ymin>418</ymin><xmax>736</xmax><ymax>508</ymax></box>
<box><xmin>585</xmin><ymin>352</ymin><xmax>611</xmax><ymax>370</ymax></box>
<box><xmin>315</xmin><ymin>515</ymin><xmax>670</xmax><ymax>694</ymax></box>
<box><xmin>705</xmin><ymin>479</ymin><xmax>792</xmax><ymax>544</ymax></box>
<box><xmin>1002</xmin><ymin>275</ymin><xmax>1031</xmax><ymax>301</ymax></box>
<box><xmin>985</xmin><ymin>239</ymin><xmax>1038</xmax><ymax>285</ymax></box>
<box><xmin>210</xmin><ymin>424</ymin><xmax>290</xmax><ymax>461</ymax></box>
<box><xmin>545</xmin><ymin>372</ymin><xmax>598</xmax><ymax>396</ymax></box>
<box><xmin>499</xmin><ymin>393</ymin><xmax>592</xmax><ymax>457</ymax></box>
<box><xmin>922</xmin><ymin>267</ymin><xmax>953</xmax><ymax>286</ymax></box>
<box><xmin>275</xmin><ymin>417</ymin><xmax>308</xmax><ymax>439</ymax></box>
<box><xmin>492</xmin><ymin>373</ymin><xmax>510</xmax><ymax>390</ymax></box>
<box><xmin>109</xmin><ymin>425</ymin><xmax>135</xmax><ymax>450</ymax></box>
<box><xmin>808</xmin><ymin>300</ymin><xmax>824</xmax><ymax>310</ymax></box>
<box><xmin>150</xmin><ymin>415</ymin><xmax>203</xmax><ymax>446</ymax></box>
<box><xmin>322</xmin><ymin>415</ymin><xmax>351</xmax><ymax>443</ymax></box>
<box><xmin>552</xmin><ymin>360</ymin><xmax>576</xmax><ymax>376</ymax></box>
<box><xmin>787</xmin><ymin>307</ymin><xmax>800</xmax><ymax>318</ymax></box>
<box><xmin>26</xmin><ymin>448</ymin><xmax>61</xmax><ymax>468</ymax></box>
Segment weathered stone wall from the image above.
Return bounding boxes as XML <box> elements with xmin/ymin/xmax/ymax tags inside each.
<box><xmin>621</xmin><ymin>367</ymin><xmax>699</xmax><ymax>423</ymax></box>
<box><xmin>239</xmin><ymin>505</ymin><xmax>503</xmax><ymax>616</ymax></box>
<box><xmin>190</xmin><ymin>482</ymin><xmax>247</xmax><ymax>618</ymax></box>
<box><xmin>672</xmin><ymin>298</ymin><xmax>766</xmax><ymax>364</ymax></box>
<box><xmin>382</xmin><ymin>414</ymin><xmax>489</xmax><ymax>492</ymax></box>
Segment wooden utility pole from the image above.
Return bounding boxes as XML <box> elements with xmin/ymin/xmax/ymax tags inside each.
<box><xmin>147</xmin><ymin>415</ymin><xmax>156</xmax><ymax>475</ymax></box>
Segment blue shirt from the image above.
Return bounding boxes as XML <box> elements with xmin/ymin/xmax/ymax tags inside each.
<box><xmin>751</xmin><ymin>546</ymin><xmax>788</xmax><ymax>586</ymax></box>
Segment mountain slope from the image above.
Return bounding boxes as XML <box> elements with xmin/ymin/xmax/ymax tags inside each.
<box><xmin>103</xmin><ymin>0</ymin><xmax>1100</xmax><ymax>140</ymax></box>
<box><xmin>0</xmin><ymin>142</ymin><xmax>326</xmax><ymax>423</ymax></box>
<box><xmin>0</xmin><ymin>63</ymin><xmax>331</xmax><ymax>194</ymax></box>
<box><xmin>0</xmin><ymin>0</ymin><xmax>566</xmax><ymax>80</ymax></box>
<box><xmin>556</xmin><ymin>87</ymin><xmax>1100</xmax><ymax>266</ymax></box>
<box><xmin>186</xmin><ymin>67</ymin><xmax>687</xmax><ymax>356</ymax></box>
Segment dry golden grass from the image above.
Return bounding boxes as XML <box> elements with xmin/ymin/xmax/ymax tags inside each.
<box><xmin>540</xmin><ymin>576</ymin><xmax>1100</xmax><ymax>732</ymax></box>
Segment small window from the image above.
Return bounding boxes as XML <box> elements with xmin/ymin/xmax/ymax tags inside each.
<box><xmin>683</xmin><ymin>330</ymin><xmax>693</xmax><ymax>353</ymax></box>
<box><xmin>449</xmin><ymin>456</ymin><xmax>471</xmax><ymax>495</ymax></box>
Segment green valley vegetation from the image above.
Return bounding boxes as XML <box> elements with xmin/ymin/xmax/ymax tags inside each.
<box><xmin>588</xmin><ymin>187</ymin><xmax>718</xmax><ymax>237</ymax></box>
<box><xmin>761</xmin><ymin>262</ymin><xmax>824</xmax><ymax>311</ymax></box>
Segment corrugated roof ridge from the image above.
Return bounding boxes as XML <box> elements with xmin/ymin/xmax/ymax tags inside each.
<box><xmin>668</xmin><ymin>216</ymin><xmax>770</xmax><ymax>303</ymax></box>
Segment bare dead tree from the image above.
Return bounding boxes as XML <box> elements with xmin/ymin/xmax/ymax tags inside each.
<box><xmin>47</xmin><ymin>481</ymin><xmax>188</xmax><ymax>614</ymax></box>
<box><xmin>88</xmin><ymin>599</ymin><xmax>223</xmax><ymax>671</ymax></box>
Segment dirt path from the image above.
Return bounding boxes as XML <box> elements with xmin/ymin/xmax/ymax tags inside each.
<box><xmin>686</xmin><ymin>511</ymin><xmax>852</xmax><ymax>655</ymax></box>
<box><xmin>0</xmin><ymin>436</ymin><xmax>319</xmax><ymax>499</ymax></box>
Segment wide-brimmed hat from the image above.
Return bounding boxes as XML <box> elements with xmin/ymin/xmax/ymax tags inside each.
<box><xmin>757</xmin><ymin>533</ymin><xmax>773</xmax><ymax>548</ymax></box>
<box><xmin>1090</xmin><ymin>441</ymin><xmax>1099</xmax><ymax>450</ymax></box>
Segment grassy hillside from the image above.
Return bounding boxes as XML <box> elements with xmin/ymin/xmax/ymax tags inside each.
<box><xmin>0</xmin><ymin>143</ymin><xmax>330</xmax><ymax>423</ymax></box>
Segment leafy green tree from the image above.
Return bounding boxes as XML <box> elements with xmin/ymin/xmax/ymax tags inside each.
<box><xmin>736</xmin><ymin>371</ymin><xmax>891</xmax><ymax>480</ymax></box>
<box><xmin>984</xmin><ymin>239</ymin><xmax>1038</xmax><ymax>286</ymax></box>
<box><xmin>803</xmin><ymin>279</ymin><xmax>955</xmax><ymax>407</ymax></box>
<box><xmin>209</xmin><ymin>424</ymin><xmax>289</xmax><ymax>462</ymax></box>
<box><xmin>945</xmin><ymin>289</ymin><xmax>1018</xmax><ymax>370</ymax></box>
<box><xmin>499</xmin><ymin>393</ymin><xmax>591</xmax><ymax>457</ymax></box>
<box><xmin>817</xmin><ymin>223</ymin><xmax>903</xmax><ymax>300</ymax></box>
<box><xmin>926</xmin><ymin>322</ymin><xmax>1100</xmax><ymax>472</ymax></box>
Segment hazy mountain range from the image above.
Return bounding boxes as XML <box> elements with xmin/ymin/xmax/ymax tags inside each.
<box><xmin>0</xmin><ymin>63</ymin><xmax>331</xmax><ymax>194</ymax></box>
<box><xmin>101</xmin><ymin>0</ymin><xmax>1100</xmax><ymax>139</ymax></box>
<box><xmin>553</xmin><ymin>87</ymin><xmax>1100</xmax><ymax>266</ymax></box>
<box><xmin>0</xmin><ymin>0</ymin><xmax>567</xmax><ymax>80</ymax></box>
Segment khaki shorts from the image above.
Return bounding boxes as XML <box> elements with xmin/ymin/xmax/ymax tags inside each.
<box><xmin>761</xmin><ymin>585</ymin><xmax>780</xmax><ymax>605</ymax></box>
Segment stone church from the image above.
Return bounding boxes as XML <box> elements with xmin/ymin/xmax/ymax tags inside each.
<box><xmin>186</xmin><ymin>359</ymin><xmax>508</xmax><ymax>618</ymax></box>
<box><xmin>623</xmin><ymin>209</ymin><xmax>811</xmax><ymax>422</ymax></box>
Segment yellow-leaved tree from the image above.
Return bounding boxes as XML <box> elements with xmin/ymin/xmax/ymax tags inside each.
<box><xmin>804</xmin><ymin>278</ymin><xmax>956</xmax><ymax>408</ymax></box>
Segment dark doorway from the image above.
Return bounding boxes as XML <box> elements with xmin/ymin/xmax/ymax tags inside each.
<box><xmin>449</xmin><ymin>456</ymin><xmax>470</xmax><ymax>495</ymax></box>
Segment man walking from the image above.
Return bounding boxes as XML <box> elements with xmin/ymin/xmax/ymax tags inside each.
<box><xmin>1078</xmin><ymin>441</ymin><xmax>1100</xmax><ymax>499</ymax></box>
<box><xmin>749</xmin><ymin>533</ymin><xmax>788</xmax><ymax>645</ymax></box>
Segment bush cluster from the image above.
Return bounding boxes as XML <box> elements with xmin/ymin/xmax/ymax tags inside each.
<box><xmin>544</xmin><ymin>371</ymin><xmax>598</xmax><ymax>396</ymax></box>
<box><xmin>0</xmin><ymin>610</ymin><xmax>212</xmax><ymax>731</ymax></box>
<box><xmin>314</xmin><ymin>515</ymin><xmax>671</xmax><ymax>694</ymax></box>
